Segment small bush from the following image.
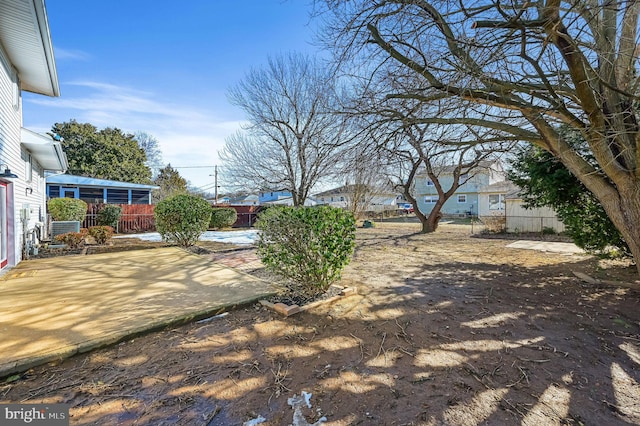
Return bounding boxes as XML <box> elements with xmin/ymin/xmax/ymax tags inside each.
<box><xmin>154</xmin><ymin>194</ymin><xmax>212</xmax><ymax>247</ymax></box>
<box><xmin>54</xmin><ymin>229</ymin><xmax>88</xmax><ymax>249</ymax></box>
<box><xmin>48</xmin><ymin>198</ymin><xmax>88</xmax><ymax>222</ymax></box>
<box><xmin>481</xmin><ymin>214</ymin><xmax>506</xmax><ymax>233</ymax></box>
<box><xmin>210</xmin><ymin>207</ymin><xmax>238</xmax><ymax>229</ymax></box>
<box><xmin>89</xmin><ymin>226</ymin><xmax>114</xmax><ymax>245</ymax></box>
<box><xmin>542</xmin><ymin>226</ymin><xmax>556</xmax><ymax>235</ymax></box>
<box><xmin>96</xmin><ymin>205</ymin><xmax>122</xmax><ymax>228</ymax></box>
<box><xmin>256</xmin><ymin>206</ymin><xmax>356</xmax><ymax>298</ymax></box>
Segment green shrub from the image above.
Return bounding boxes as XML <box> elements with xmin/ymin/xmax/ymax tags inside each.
<box><xmin>256</xmin><ymin>206</ymin><xmax>356</xmax><ymax>298</ymax></box>
<box><xmin>96</xmin><ymin>205</ymin><xmax>122</xmax><ymax>228</ymax></box>
<box><xmin>209</xmin><ymin>207</ymin><xmax>237</xmax><ymax>229</ymax></box>
<box><xmin>89</xmin><ymin>226</ymin><xmax>114</xmax><ymax>245</ymax></box>
<box><xmin>154</xmin><ymin>194</ymin><xmax>212</xmax><ymax>247</ymax></box>
<box><xmin>54</xmin><ymin>229</ymin><xmax>88</xmax><ymax>249</ymax></box>
<box><xmin>48</xmin><ymin>198</ymin><xmax>88</xmax><ymax>222</ymax></box>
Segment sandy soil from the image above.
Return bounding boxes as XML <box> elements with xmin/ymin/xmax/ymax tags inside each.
<box><xmin>2</xmin><ymin>222</ymin><xmax>639</xmax><ymax>425</ymax></box>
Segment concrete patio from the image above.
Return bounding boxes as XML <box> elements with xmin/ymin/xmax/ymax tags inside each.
<box><xmin>0</xmin><ymin>247</ymin><xmax>275</xmax><ymax>377</ymax></box>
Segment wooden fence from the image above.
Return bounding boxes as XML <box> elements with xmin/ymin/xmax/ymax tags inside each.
<box><xmin>83</xmin><ymin>204</ymin><xmax>156</xmax><ymax>233</ymax></box>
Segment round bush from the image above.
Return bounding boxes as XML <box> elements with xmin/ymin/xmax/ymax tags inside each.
<box><xmin>48</xmin><ymin>198</ymin><xmax>88</xmax><ymax>222</ymax></box>
<box><xmin>209</xmin><ymin>207</ymin><xmax>238</xmax><ymax>229</ymax></box>
<box><xmin>89</xmin><ymin>226</ymin><xmax>115</xmax><ymax>245</ymax></box>
<box><xmin>96</xmin><ymin>204</ymin><xmax>122</xmax><ymax>228</ymax></box>
<box><xmin>154</xmin><ymin>194</ymin><xmax>212</xmax><ymax>247</ymax></box>
<box><xmin>256</xmin><ymin>206</ymin><xmax>356</xmax><ymax>297</ymax></box>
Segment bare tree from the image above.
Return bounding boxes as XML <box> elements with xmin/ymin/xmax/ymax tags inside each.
<box><xmin>321</xmin><ymin>1</ymin><xmax>640</xmax><ymax>273</ymax></box>
<box><xmin>221</xmin><ymin>53</ymin><xmax>350</xmax><ymax>206</ymax></box>
<box><xmin>344</xmin><ymin>74</ymin><xmax>512</xmax><ymax>233</ymax></box>
<box><xmin>134</xmin><ymin>131</ymin><xmax>164</xmax><ymax>179</ymax></box>
<box><xmin>335</xmin><ymin>142</ymin><xmax>392</xmax><ymax>219</ymax></box>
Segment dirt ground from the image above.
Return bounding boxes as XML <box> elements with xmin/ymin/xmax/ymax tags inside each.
<box><xmin>2</xmin><ymin>222</ymin><xmax>639</xmax><ymax>425</ymax></box>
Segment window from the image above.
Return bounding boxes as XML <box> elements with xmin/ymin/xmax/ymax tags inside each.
<box><xmin>25</xmin><ymin>152</ymin><xmax>32</xmax><ymax>183</ymax></box>
<box><xmin>426</xmin><ymin>180</ymin><xmax>434</xmax><ymax>186</ymax></box>
<box><xmin>79</xmin><ymin>187</ymin><xmax>105</xmax><ymax>204</ymax></box>
<box><xmin>340</xmin><ymin>196</ymin><xmax>344</xmax><ymax>201</ymax></box>
<box><xmin>106</xmin><ymin>189</ymin><xmax>129</xmax><ymax>204</ymax></box>
<box><xmin>457</xmin><ymin>194</ymin><xmax>467</xmax><ymax>203</ymax></box>
<box><xmin>131</xmin><ymin>190</ymin><xmax>150</xmax><ymax>204</ymax></box>
<box><xmin>48</xmin><ymin>185</ymin><xmax>60</xmax><ymax>198</ymax></box>
<box><xmin>489</xmin><ymin>194</ymin><xmax>505</xmax><ymax>210</ymax></box>
<box><xmin>425</xmin><ymin>196</ymin><xmax>438</xmax><ymax>203</ymax></box>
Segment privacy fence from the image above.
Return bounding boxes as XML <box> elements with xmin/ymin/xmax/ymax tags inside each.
<box><xmin>83</xmin><ymin>204</ymin><xmax>156</xmax><ymax>233</ymax></box>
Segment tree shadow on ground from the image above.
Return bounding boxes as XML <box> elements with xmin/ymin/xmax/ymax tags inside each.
<box><xmin>1</xmin><ymin>224</ymin><xmax>639</xmax><ymax>425</ymax></box>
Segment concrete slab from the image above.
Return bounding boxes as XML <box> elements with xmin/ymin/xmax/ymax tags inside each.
<box><xmin>506</xmin><ymin>240</ymin><xmax>585</xmax><ymax>254</ymax></box>
<box><xmin>0</xmin><ymin>247</ymin><xmax>275</xmax><ymax>377</ymax></box>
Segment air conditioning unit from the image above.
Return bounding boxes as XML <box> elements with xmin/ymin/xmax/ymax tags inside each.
<box><xmin>51</xmin><ymin>221</ymin><xmax>80</xmax><ymax>239</ymax></box>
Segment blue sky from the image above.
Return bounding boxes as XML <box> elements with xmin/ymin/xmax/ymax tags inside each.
<box><xmin>23</xmin><ymin>1</ymin><xmax>320</xmax><ymax>192</ymax></box>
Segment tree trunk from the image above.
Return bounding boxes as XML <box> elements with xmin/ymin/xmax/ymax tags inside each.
<box><xmin>420</xmin><ymin>210</ymin><xmax>442</xmax><ymax>233</ymax></box>
<box><xmin>597</xmin><ymin>186</ymin><xmax>640</xmax><ymax>275</ymax></box>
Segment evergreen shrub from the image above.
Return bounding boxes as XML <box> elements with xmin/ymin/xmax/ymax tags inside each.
<box><xmin>154</xmin><ymin>194</ymin><xmax>211</xmax><ymax>247</ymax></box>
<box><xmin>256</xmin><ymin>206</ymin><xmax>356</xmax><ymax>298</ymax></box>
<box><xmin>48</xmin><ymin>198</ymin><xmax>88</xmax><ymax>222</ymax></box>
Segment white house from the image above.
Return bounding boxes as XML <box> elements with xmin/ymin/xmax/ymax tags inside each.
<box><xmin>228</xmin><ymin>194</ymin><xmax>260</xmax><ymax>206</ymax></box>
<box><xmin>0</xmin><ymin>0</ymin><xmax>67</xmax><ymax>269</ymax></box>
<box><xmin>262</xmin><ymin>196</ymin><xmax>318</xmax><ymax>207</ymax></box>
<box><xmin>478</xmin><ymin>180</ymin><xmax>565</xmax><ymax>233</ymax></box>
<box><xmin>314</xmin><ymin>184</ymin><xmax>398</xmax><ymax>212</ymax></box>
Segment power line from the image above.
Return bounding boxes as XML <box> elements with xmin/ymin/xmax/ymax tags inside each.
<box><xmin>169</xmin><ymin>165</ymin><xmax>216</xmax><ymax>169</ymax></box>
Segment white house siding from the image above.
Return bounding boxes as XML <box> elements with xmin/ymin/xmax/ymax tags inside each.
<box><xmin>505</xmin><ymin>200</ymin><xmax>565</xmax><ymax>233</ymax></box>
<box><xmin>0</xmin><ymin>45</ymin><xmax>52</xmax><ymax>266</ymax></box>
<box><xmin>478</xmin><ymin>191</ymin><xmax>505</xmax><ymax>217</ymax></box>
<box><xmin>0</xmin><ymin>45</ymin><xmax>22</xmax><ymax>267</ymax></box>
<box><xmin>20</xmin><ymin>146</ymin><xmax>48</xmax><ymax>244</ymax></box>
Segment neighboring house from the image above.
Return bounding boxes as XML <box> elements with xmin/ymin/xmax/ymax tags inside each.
<box><xmin>262</xmin><ymin>196</ymin><xmax>317</xmax><ymax>207</ymax></box>
<box><xmin>0</xmin><ymin>0</ymin><xmax>67</xmax><ymax>270</ymax></box>
<box><xmin>210</xmin><ymin>195</ymin><xmax>231</xmax><ymax>205</ymax></box>
<box><xmin>228</xmin><ymin>194</ymin><xmax>259</xmax><ymax>206</ymax></box>
<box><xmin>46</xmin><ymin>174</ymin><xmax>158</xmax><ymax>205</ymax></box>
<box><xmin>478</xmin><ymin>180</ymin><xmax>565</xmax><ymax>233</ymax></box>
<box><xmin>314</xmin><ymin>185</ymin><xmax>398</xmax><ymax>212</ymax></box>
<box><xmin>415</xmin><ymin>161</ymin><xmax>506</xmax><ymax>216</ymax></box>
<box><xmin>477</xmin><ymin>180</ymin><xmax>515</xmax><ymax>216</ymax></box>
<box><xmin>259</xmin><ymin>190</ymin><xmax>292</xmax><ymax>204</ymax></box>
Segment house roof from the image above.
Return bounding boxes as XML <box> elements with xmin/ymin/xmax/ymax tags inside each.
<box><xmin>21</xmin><ymin>128</ymin><xmax>67</xmax><ymax>171</ymax></box>
<box><xmin>0</xmin><ymin>0</ymin><xmax>59</xmax><ymax>96</ymax></box>
<box><xmin>417</xmin><ymin>160</ymin><xmax>501</xmax><ymax>177</ymax></box>
<box><xmin>478</xmin><ymin>180</ymin><xmax>519</xmax><ymax>194</ymax></box>
<box><xmin>263</xmin><ymin>196</ymin><xmax>318</xmax><ymax>206</ymax></box>
<box><xmin>314</xmin><ymin>184</ymin><xmax>396</xmax><ymax>197</ymax></box>
<box><xmin>46</xmin><ymin>174</ymin><xmax>159</xmax><ymax>190</ymax></box>
<box><xmin>228</xmin><ymin>194</ymin><xmax>259</xmax><ymax>203</ymax></box>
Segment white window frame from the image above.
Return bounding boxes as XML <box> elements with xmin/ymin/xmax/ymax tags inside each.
<box><xmin>457</xmin><ymin>194</ymin><xmax>467</xmax><ymax>203</ymax></box>
<box><xmin>488</xmin><ymin>194</ymin><xmax>506</xmax><ymax>211</ymax></box>
<box><xmin>425</xmin><ymin>196</ymin><xmax>438</xmax><ymax>203</ymax></box>
<box><xmin>25</xmin><ymin>152</ymin><xmax>33</xmax><ymax>183</ymax></box>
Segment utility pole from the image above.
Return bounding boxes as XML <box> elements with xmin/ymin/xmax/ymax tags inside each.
<box><xmin>214</xmin><ymin>165</ymin><xmax>218</xmax><ymax>205</ymax></box>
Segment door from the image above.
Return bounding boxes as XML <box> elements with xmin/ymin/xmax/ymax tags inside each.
<box><xmin>61</xmin><ymin>187</ymin><xmax>79</xmax><ymax>198</ymax></box>
<box><xmin>0</xmin><ymin>183</ymin><xmax>8</xmax><ymax>269</ymax></box>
